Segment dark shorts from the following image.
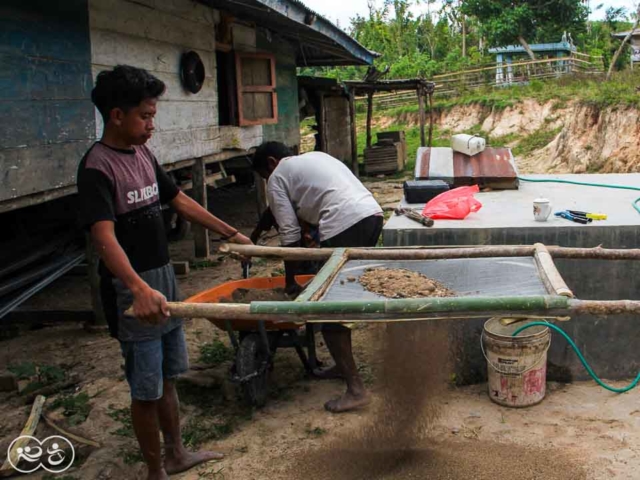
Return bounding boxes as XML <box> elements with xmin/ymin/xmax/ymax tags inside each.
<box><xmin>120</xmin><ymin>325</ymin><xmax>189</xmax><ymax>401</ymax></box>
<box><xmin>320</xmin><ymin>214</ymin><xmax>384</xmax><ymax>331</ymax></box>
<box><xmin>321</xmin><ymin>214</ymin><xmax>384</xmax><ymax>249</ymax></box>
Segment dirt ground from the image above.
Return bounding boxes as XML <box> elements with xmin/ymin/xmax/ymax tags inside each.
<box><xmin>3</xmin><ymin>182</ymin><xmax>640</xmax><ymax>479</ymax></box>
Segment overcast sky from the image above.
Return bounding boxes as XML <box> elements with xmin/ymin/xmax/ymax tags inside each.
<box><xmin>302</xmin><ymin>0</ymin><xmax>636</xmax><ymax>30</ymax></box>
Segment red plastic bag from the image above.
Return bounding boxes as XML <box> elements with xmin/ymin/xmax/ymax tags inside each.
<box><xmin>422</xmin><ymin>185</ymin><xmax>482</xmax><ymax>220</ymax></box>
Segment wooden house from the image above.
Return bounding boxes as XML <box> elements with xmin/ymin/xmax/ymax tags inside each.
<box><xmin>0</xmin><ymin>0</ymin><xmax>375</xmax><ymax>220</ymax></box>
<box><xmin>613</xmin><ymin>29</ymin><xmax>640</xmax><ymax>69</ymax></box>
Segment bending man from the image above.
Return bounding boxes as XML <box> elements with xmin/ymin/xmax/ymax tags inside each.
<box><xmin>252</xmin><ymin>142</ymin><xmax>383</xmax><ymax>413</ymax></box>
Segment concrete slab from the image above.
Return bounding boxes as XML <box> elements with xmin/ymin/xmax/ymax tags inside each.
<box><xmin>385</xmin><ymin>173</ymin><xmax>640</xmax><ymax>237</ymax></box>
<box><xmin>382</xmin><ymin>174</ymin><xmax>640</xmax><ymax>383</ymax></box>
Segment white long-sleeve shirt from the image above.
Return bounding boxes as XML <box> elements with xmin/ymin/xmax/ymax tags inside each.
<box><xmin>267</xmin><ymin>152</ymin><xmax>382</xmax><ymax>245</ymax></box>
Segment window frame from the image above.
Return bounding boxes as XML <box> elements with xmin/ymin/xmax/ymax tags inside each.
<box><xmin>234</xmin><ymin>52</ymin><xmax>278</xmax><ymax>126</ymax></box>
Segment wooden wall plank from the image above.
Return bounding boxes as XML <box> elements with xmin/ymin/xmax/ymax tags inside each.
<box><xmin>89</xmin><ymin>0</ymin><xmax>216</xmax><ymax>52</ymax></box>
<box><xmin>91</xmin><ymin>65</ymin><xmax>217</xmax><ymax>102</ymax></box>
<box><xmin>0</xmin><ymin>0</ymin><xmax>95</xmax><ymax>207</ymax></box>
<box><xmin>89</xmin><ymin>0</ymin><xmax>227</xmax><ymax>166</ymax></box>
<box><xmin>140</xmin><ymin>0</ymin><xmax>216</xmax><ymax>26</ymax></box>
<box><xmin>91</xmin><ymin>29</ymin><xmax>216</xmax><ymax>77</ymax></box>
<box><xmin>323</xmin><ymin>95</ymin><xmax>352</xmax><ymax>162</ymax></box>
<box><xmin>232</xmin><ymin>24</ymin><xmax>257</xmax><ymax>51</ymax></box>
<box><xmin>0</xmin><ymin>54</ymin><xmax>93</xmax><ymax>101</ymax></box>
<box><xmin>0</xmin><ymin>0</ymin><xmax>91</xmax><ymax>62</ymax></box>
<box><xmin>218</xmin><ymin>125</ymin><xmax>263</xmax><ymax>151</ymax></box>
<box><xmin>0</xmin><ymin>100</ymin><xmax>95</xmax><ymax>148</ymax></box>
<box><xmin>149</xmin><ymin>127</ymin><xmax>221</xmax><ymax>164</ymax></box>
<box><xmin>0</xmin><ymin>141</ymin><xmax>92</xmax><ymax>202</ymax></box>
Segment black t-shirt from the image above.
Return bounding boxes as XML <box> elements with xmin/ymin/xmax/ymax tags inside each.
<box><xmin>77</xmin><ymin>142</ymin><xmax>179</xmax><ymax>276</ymax></box>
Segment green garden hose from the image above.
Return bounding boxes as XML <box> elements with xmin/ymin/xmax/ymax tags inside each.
<box><xmin>517</xmin><ymin>176</ymin><xmax>640</xmax><ymax>214</ymax></box>
<box><xmin>513</xmin><ymin>322</ymin><xmax>640</xmax><ymax>393</ymax></box>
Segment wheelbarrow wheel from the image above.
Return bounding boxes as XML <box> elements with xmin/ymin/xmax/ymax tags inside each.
<box><xmin>236</xmin><ymin>333</ymin><xmax>270</xmax><ymax>407</ymax></box>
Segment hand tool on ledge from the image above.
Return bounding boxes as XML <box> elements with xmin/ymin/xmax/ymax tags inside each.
<box><xmin>394</xmin><ymin>207</ymin><xmax>435</xmax><ymax>227</ymax></box>
<box><xmin>554</xmin><ymin>211</ymin><xmax>591</xmax><ymax>224</ymax></box>
<box><xmin>567</xmin><ymin>210</ymin><xmax>608</xmax><ymax>220</ymax></box>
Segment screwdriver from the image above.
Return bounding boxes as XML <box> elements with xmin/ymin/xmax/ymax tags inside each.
<box><xmin>567</xmin><ymin>210</ymin><xmax>608</xmax><ymax>220</ymax></box>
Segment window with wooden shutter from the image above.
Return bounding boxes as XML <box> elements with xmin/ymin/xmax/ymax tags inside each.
<box><xmin>235</xmin><ymin>52</ymin><xmax>278</xmax><ymax>126</ymax></box>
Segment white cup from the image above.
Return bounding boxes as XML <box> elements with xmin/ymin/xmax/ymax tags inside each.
<box><xmin>533</xmin><ymin>197</ymin><xmax>552</xmax><ymax>222</ymax></box>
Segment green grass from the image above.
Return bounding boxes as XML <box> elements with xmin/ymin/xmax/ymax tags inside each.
<box><xmin>49</xmin><ymin>392</ymin><xmax>92</xmax><ymax>426</ymax></box>
<box><xmin>107</xmin><ymin>404</ymin><xmax>134</xmax><ymax>438</ymax></box>
<box><xmin>182</xmin><ymin>415</ymin><xmax>234</xmax><ymax>448</ymax></box>
<box><xmin>122</xmin><ymin>448</ymin><xmax>144</xmax><ymax>465</ymax></box>
<box><xmin>382</xmin><ymin>71</ymin><xmax>640</xmax><ymax>116</ymax></box>
<box><xmin>305</xmin><ymin>425</ymin><xmax>326</xmax><ymax>437</ymax></box>
<box><xmin>8</xmin><ymin>362</ymin><xmax>36</xmax><ymax>379</ymax></box>
<box><xmin>8</xmin><ymin>362</ymin><xmax>67</xmax><ymax>395</ymax></box>
<box><xmin>190</xmin><ymin>258</ymin><xmax>221</xmax><ymax>270</ymax></box>
<box><xmin>198</xmin><ymin>340</ymin><xmax>233</xmax><ymax>366</ymax></box>
<box><xmin>513</xmin><ymin>126</ymin><xmax>563</xmax><ymax>157</ymax></box>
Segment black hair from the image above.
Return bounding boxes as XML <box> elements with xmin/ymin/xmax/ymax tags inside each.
<box><xmin>91</xmin><ymin>65</ymin><xmax>166</xmax><ymax>123</ymax></box>
<box><xmin>252</xmin><ymin>142</ymin><xmax>294</xmax><ymax>172</ymax></box>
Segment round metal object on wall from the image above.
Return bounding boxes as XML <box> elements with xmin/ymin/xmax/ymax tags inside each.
<box><xmin>180</xmin><ymin>51</ymin><xmax>205</xmax><ymax>94</ymax></box>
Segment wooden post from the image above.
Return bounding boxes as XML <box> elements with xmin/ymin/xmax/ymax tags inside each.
<box><xmin>348</xmin><ymin>90</ymin><xmax>359</xmax><ymax>177</ymax></box>
<box><xmin>254</xmin><ymin>171</ymin><xmax>268</xmax><ymax>216</ymax></box>
<box><xmin>192</xmin><ymin>157</ymin><xmax>210</xmax><ymax>258</ymax></box>
<box><xmin>366</xmin><ymin>91</ymin><xmax>374</xmax><ymax>149</ymax></box>
<box><xmin>418</xmin><ymin>88</ymin><xmax>426</xmax><ymax>147</ymax></box>
<box><xmin>317</xmin><ymin>92</ymin><xmax>326</xmax><ymax>152</ymax></box>
<box><xmin>428</xmin><ymin>92</ymin><xmax>434</xmax><ymax>147</ymax></box>
<box><xmin>85</xmin><ymin>234</ymin><xmax>107</xmax><ymax>327</ymax></box>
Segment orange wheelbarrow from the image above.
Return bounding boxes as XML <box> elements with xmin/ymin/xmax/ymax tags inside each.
<box><xmin>186</xmin><ymin>275</ymin><xmax>319</xmax><ymax>407</ymax></box>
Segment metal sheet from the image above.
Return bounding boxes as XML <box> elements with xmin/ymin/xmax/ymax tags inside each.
<box><xmin>452</xmin><ymin>147</ymin><xmax>518</xmax><ymax>189</ymax></box>
<box><xmin>321</xmin><ymin>257</ymin><xmax>548</xmax><ymax>303</ymax></box>
<box><xmin>415</xmin><ymin>147</ymin><xmax>519</xmax><ymax>189</ymax></box>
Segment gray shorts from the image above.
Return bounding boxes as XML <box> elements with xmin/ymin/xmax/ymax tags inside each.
<box><xmin>103</xmin><ymin>263</ymin><xmax>188</xmax><ymax>401</ymax></box>
<box><xmin>120</xmin><ymin>325</ymin><xmax>189</xmax><ymax>401</ymax></box>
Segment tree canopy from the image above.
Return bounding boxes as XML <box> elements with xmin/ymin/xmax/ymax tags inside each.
<box><xmin>461</xmin><ymin>0</ymin><xmax>589</xmax><ymax>59</ymax></box>
<box><xmin>299</xmin><ymin>0</ymin><xmax>632</xmax><ymax>80</ymax></box>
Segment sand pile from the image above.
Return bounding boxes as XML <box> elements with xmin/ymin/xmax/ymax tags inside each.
<box><xmin>359</xmin><ymin>268</ymin><xmax>454</xmax><ymax>298</ymax></box>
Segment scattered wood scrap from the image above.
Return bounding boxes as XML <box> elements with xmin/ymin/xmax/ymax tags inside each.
<box><xmin>1</xmin><ymin>395</ymin><xmax>46</xmax><ymax>472</ymax></box>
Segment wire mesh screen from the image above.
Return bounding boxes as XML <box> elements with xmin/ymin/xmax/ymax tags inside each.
<box><xmin>320</xmin><ymin>257</ymin><xmax>548</xmax><ymax>302</ymax></box>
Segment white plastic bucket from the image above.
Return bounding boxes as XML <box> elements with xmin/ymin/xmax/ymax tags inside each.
<box><xmin>482</xmin><ymin>318</ymin><xmax>551</xmax><ymax>408</ymax></box>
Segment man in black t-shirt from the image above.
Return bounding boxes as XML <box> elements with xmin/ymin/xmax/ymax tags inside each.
<box><xmin>77</xmin><ymin>65</ymin><xmax>251</xmax><ymax>480</ymax></box>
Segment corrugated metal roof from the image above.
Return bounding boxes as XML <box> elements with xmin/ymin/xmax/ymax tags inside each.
<box><xmin>489</xmin><ymin>42</ymin><xmax>576</xmax><ymax>54</ymax></box>
<box><xmin>613</xmin><ymin>29</ymin><xmax>640</xmax><ymax>38</ymax></box>
<box><xmin>203</xmin><ymin>0</ymin><xmax>377</xmax><ymax>66</ymax></box>
<box><xmin>415</xmin><ymin>147</ymin><xmax>519</xmax><ymax>190</ymax></box>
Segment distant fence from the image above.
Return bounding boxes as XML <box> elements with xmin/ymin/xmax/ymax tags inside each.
<box><xmin>355</xmin><ymin>54</ymin><xmax>605</xmax><ymax>111</ymax></box>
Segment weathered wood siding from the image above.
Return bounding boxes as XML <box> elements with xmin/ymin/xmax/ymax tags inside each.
<box><xmin>1</xmin><ymin>0</ymin><xmax>303</xmax><ymax>210</ymax></box>
<box><xmin>89</xmin><ymin>0</ymin><xmax>228</xmax><ymax>164</ymax></box>
<box><xmin>89</xmin><ymin>0</ymin><xmax>279</xmax><ymax>164</ymax></box>
<box><xmin>258</xmin><ymin>32</ymin><xmax>300</xmax><ymax>148</ymax></box>
<box><xmin>323</xmin><ymin>95</ymin><xmax>351</xmax><ymax>162</ymax></box>
<box><xmin>0</xmin><ymin>0</ymin><xmax>95</xmax><ymax>203</ymax></box>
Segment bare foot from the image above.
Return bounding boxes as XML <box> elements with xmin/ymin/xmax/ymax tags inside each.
<box><xmin>165</xmin><ymin>450</ymin><xmax>224</xmax><ymax>475</ymax></box>
<box><xmin>313</xmin><ymin>365</ymin><xmax>344</xmax><ymax>380</ymax></box>
<box><xmin>147</xmin><ymin>469</ymin><xmax>169</xmax><ymax>480</ymax></box>
<box><xmin>324</xmin><ymin>392</ymin><xmax>371</xmax><ymax>413</ymax></box>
